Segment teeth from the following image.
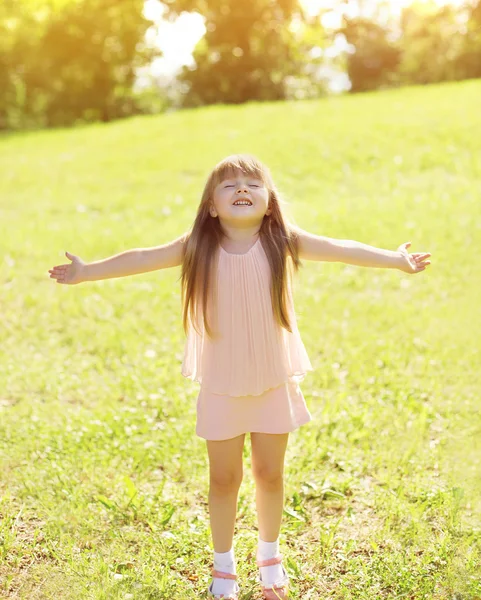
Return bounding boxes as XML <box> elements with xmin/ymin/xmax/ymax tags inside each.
<box><xmin>234</xmin><ymin>202</ymin><xmax>251</xmax><ymax>206</ymax></box>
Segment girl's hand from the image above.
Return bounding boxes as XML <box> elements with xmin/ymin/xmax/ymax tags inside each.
<box><xmin>48</xmin><ymin>251</ymin><xmax>86</xmax><ymax>285</ymax></box>
<box><xmin>396</xmin><ymin>242</ymin><xmax>431</xmax><ymax>274</ymax></box>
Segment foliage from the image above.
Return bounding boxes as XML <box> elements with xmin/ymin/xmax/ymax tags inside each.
<box><xmin>164</xmin><ymin>0</ymin><xmax>326</xmax><ymax>106</ymax></box>
<box><xmin>1</xmin><ymin>0</ymin><xmax>481</xmax><ymax>128</ymax></box>
<box><xmin>336</xmin><ymin>0</ymin><xmax>481</xmax><ymax>94</ymax></box>
<box><xmin>455</xmin><ymin>0</ymin><xmax>481</xmax><ymax>78</ymax></box>
<box><xmin>398</xmin><ymin>2</ymin><xmax>467</xmax><ymax>85</ymax></box>
<box><xmin>338</xmin><ymin>16</ymin><xmax>401</xmax><ymax>92</ymax></box>
<box><xmin>0</xmin><ymin>0</ymin><xmax>160</xmax><ymax>129</ymax></box>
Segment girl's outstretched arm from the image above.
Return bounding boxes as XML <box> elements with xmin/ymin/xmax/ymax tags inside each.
<box><xmin>296</xmin><ymin>228</ymin><xmax>431</xmax><ymax>274</ymax></box>
<box><xmin>49</xmin><ymin>233</ymin><xmax>187</xmax><ymax>284</ymax></box>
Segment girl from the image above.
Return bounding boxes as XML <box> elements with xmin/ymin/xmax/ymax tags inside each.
<box><xmin>49</xmin><ymin>154</ymin><xmax>431</xmax><ymax>599</ymax></box>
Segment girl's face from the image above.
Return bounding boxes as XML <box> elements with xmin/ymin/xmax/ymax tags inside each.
<box><xmin>210</xmin><ymin>171</ymin><xmax>271</xmax><ymax>225</ymax></box>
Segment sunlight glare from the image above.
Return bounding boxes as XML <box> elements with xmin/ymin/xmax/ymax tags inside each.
<box><xmin>142</xmin><ymin>0</ymin><xmax>464</xmax><ymax>78</ymax></box>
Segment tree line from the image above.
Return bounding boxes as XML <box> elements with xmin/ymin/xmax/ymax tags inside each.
<box><xmin>1</xmin><ymin>0</ymin><xmax>480</xmax><ymax>130</ymax></box>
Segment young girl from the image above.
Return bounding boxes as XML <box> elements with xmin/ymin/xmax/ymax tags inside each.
<box><xmin>49</xmin><ymin>154</ymin><xmax>431</xmax><ymax>599</ymax></box>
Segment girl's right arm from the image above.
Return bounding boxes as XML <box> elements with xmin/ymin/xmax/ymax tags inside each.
<box><xmin>49</xmin><ymin>233</ymin><xmax>187</xmax><ymax>285</ymax></box>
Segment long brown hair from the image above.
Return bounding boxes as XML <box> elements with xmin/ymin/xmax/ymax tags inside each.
<box><xmin>180</xmin><ymin>154</ymin><xmax>303</xmax><ymax>339</ymax></box>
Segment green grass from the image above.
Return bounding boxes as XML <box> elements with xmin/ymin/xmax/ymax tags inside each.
<box><xmin>1</xmin><ymin>79</ymin><xmax>480</xmax><ymax>599</ymax></box>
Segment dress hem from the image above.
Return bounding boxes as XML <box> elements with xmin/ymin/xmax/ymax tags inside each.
<box><xmin>196</xmin><ymin>414</ymin><xmax>312</xmax><ymax>441</ymax></box>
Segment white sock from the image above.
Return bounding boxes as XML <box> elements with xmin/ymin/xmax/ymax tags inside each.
<box><xmin>212</xmin><ymin>548</ymin><xmax>237</xmax><ymax>596</ymax></box>
<box><xmin>257</xmin><ymin>535</ymin><xmax>284</xmax><ymax>586</ymax></box>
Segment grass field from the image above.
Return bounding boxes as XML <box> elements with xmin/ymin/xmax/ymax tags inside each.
<box><xmin>0</xmin><ymin>79</ymin><xmax>480</xmax><ymax>599</ymax></box>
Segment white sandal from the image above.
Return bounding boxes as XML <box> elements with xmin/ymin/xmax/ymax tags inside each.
<box><xmin>207</xmin><ymin>569</ymin><xmax>240</xmax><ymax>599</ymax></box>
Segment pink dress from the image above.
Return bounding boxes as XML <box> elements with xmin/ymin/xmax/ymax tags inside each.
<box><xmin>181</xmin><ymin>237</ymin><xmax>313</xmax><ymax>441</ymax></box>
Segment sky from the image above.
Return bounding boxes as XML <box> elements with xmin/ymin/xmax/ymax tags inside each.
<box><xmin>140</xmin><ymin>0</ymin><xmax>463</xmax><ymax>88</ymax></box>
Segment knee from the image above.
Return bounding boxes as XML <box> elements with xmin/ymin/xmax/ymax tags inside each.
<box><xmin>209</xmin><ymin>469</ymin><xmax>243</xmax><ymax>494</ymax></box>
<box><xmin>252</xmin><ymin>465</ymin><xmax>284</xmax><ymax>488</ymax></box>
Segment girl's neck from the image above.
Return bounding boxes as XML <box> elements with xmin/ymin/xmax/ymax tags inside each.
<box><xmin>221</xmin><ymin>232</ymin><xmax>260</xmax><ymax>253</ymax></box>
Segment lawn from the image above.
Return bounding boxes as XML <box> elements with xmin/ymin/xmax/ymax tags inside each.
<box><xmin>0</xmin><ymin>78</ymin><xmax>480</xmax><ymax>599</ymax></box>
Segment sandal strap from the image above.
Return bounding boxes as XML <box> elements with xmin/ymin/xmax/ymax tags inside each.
<box><xmin>263</xmin><ymin>582</ymin><xmax>288</xmax><ymax>591</ymax></box>
<box><xmin>256</xmin><ymin>554</ymin><xmax>282</xmax><ymax>568</ymax></box>
<box><xmin>211</xmin><ymin>569</ymin><xmax>238</xmax><ymax>580</ymax></box>
<box><xmin>258</xmin><ymin>559</ymin><xmax>289</xmax><ymax>593</ymax></box>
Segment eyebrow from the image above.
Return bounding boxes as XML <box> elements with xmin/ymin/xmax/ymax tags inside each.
<box><xmin>222</xmin><ymin>177</ymin><xmax>262</xmax><ymax>183</ymax></box>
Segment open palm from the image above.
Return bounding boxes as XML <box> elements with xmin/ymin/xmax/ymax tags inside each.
<box><xmin>48</xmin><ymin>251</ymin><xmax>86</xmax><ymax>285</ymax></box>
<box><xmin>397</xmin><ymin>242</ymin><xmax>431</xmax><ymax>274</ymax></box>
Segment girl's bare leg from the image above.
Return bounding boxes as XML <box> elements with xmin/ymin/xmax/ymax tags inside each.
<box><xmin>206</xmin><ymin>433</ymin><xmax>246</xmax><ymax>552</ymax></box>
<box><xmin>251</xmin><ymin>432</ymin><xmax>289</xmax><ymax>542</ymax></box>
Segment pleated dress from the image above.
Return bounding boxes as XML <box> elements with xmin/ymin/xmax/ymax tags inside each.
<box><xmin>181</xmin><ymin>236</ymin><xmax>313</xmax><ymax>441</ymax></box>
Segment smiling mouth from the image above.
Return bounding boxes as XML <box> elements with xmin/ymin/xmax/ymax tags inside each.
<box><xmin>233</xmin><ymin>199</ymin><xmax>253</xmax><ymax>206</ymax></box>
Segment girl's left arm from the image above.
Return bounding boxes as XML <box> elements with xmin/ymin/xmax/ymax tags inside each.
<box><xmin>296</xmin><ymin>229</ymin><xmax>431</xmax><ymax>274</ymax></box>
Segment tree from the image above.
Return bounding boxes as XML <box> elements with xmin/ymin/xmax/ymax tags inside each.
<box><xmin>398</xmin><ymin>2</ymin><xmax>466</xmax><ymax>85</ymax></box>
<box><xmin>163</xmin><ymin>0</ymin><xmax>319</xmax><ymax>106</ymax></box>
<box><xmin>0</xmin><ymin>0</ymin><xmax>160</xmax><ymax>129</ymax></box>
<box><xmin>456</xmin><ymin>0</ymin><xmax>481</xmax><ymax>78</ymax></box>
<box><xmin>338</xmin><ymin>16</ymin><xmax>401</xmax><ymax>92</ymax></box>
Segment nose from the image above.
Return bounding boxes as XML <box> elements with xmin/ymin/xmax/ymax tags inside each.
<box><xmin>236</xmin><ymin>185</ymin><xmax>248</xmax><ymax>194</ymax></box>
